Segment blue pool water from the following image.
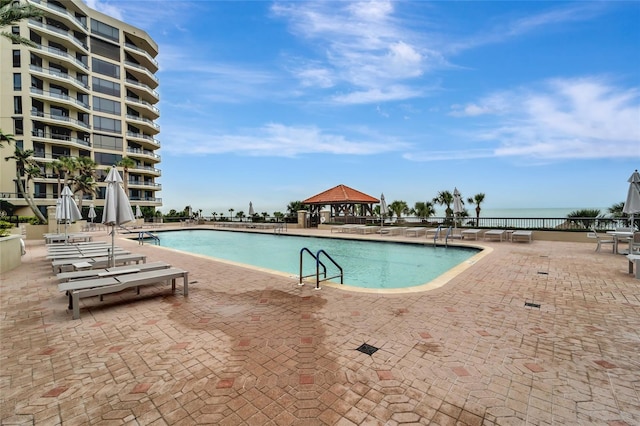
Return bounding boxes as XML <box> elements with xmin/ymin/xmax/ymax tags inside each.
<box><xmin>155</xmin><ymin>230</ymin><xmax>479</xmax><ymax>289</ymax></box>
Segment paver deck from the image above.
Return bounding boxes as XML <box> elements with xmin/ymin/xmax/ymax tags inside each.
<box><xmin>1</xmin><ymin>226</ymin><xmax>639</xmax><ymax>425</ymax></box>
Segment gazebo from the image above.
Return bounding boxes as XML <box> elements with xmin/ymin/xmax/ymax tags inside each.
<box><xmin>302</xmin><ymin>184</ymin><xmax>380</xmax><ymax>226</ymax></box>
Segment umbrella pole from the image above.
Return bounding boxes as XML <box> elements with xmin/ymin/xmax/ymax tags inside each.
<box><xmin>111</xmin><ymin>225</ymin><xmax>115</xmax><ymax>268</ymax></box>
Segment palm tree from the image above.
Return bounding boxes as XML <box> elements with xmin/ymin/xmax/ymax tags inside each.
<box><xmin>466</xmin><ymin>193</ymin><xmax>486</xmax><ymax>225</ymax></box>
<box><xmin>389</xmin><ymin>200</ymin><xmax>409</xmax><ymax>222</ymax></box>
<box><xmin>228</xmin><ymin>208</ymin><xmax>234</xmax><ymax>221</ymax></box>
<box><xmin>117</xmin><ymin>156</ymin><xmax>136</xmax><ymax>195</ymax></box>
<box><xmin>607</xmin><ymin>202</ymin><xmax>626</xmax><ymax>218</ymax></box>
<box><xmin>4</xmin><ymin>147</ymin><xmax>47</xmax><ymax>222</ymax></box>
<box><xmin>412</xmin><ymin>201</ymin><xmax>436</xmax><ymax>221</ymax></box>
<box><xmin>0</xmin><ymin>0</ymin><xmax>43</xmax><ymax>46</ymax></box>
<box><xmin>57</xmin><ymin>156</ymin><xmax>77</xmax><ymax>187</ymax></box>
<box><xmin>71</xmin><ymin>174</ymin><xmax>97</xmax><ymax>210</ymax></box>
<box><xmin>1</xmin><ymin>129</ymin><xmax>15</xmax><ymax>148</ymax></box>
<box><xmin>286</xmin><ymin>201</ymin><xmax>305</xmax><ymax>218</ymax></box>
<box><xmin>433</xmin><ymin>190</ymin><xmax>454</xmax><ymax>218</ymax></box>
<box><xmin>567</xmin><ymin>209</ymin><xmax>603</xmax><ymax>229</ymax></box>
<box><xmin>211</xmin><ymin>212</ymin><xmax>218</xmax><ymax>221</ymax></box>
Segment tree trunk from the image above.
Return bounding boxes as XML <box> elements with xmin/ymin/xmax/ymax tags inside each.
<box><xmin>15</xmin><ymin>174</ymin><xmax>47</xmax><ymax>223</ymax></box>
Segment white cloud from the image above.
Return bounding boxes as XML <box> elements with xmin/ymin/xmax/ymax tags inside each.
<box><xmin>415</xmin><ymin>77</ymin><xmax>640</xmax><ymax>161</ymax></box>
<box><xmin>161</xmin><ymin>123</ymin><xmax>410</xmax><ymax>157</ymax></box>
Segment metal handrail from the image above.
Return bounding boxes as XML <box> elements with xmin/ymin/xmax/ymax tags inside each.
<box><xmin>432</xmin><ymin>225</ymin><xmax>442</xmax><ymax>245</ymax></box>
<box><xmin>138</xmin><ymin>231</ymin><xmax>160</xmax><ymax>245</ymax></box>
<box><xmin>299</xmin><ymin>248</ymin><xmax>343</xmax><ymax>290</ymax></box>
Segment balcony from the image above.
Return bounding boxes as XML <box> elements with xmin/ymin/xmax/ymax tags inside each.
<box><xmin>126</xmin><ymin>114</ymin><xmax>160</xmax><ymax>134</ymax></box>
<box><xmin>124</xmin><ymin>61</ymin><xmax>159</xmax><ymax>88</ymax></box>
<box><xmin>31</xmin><ymin>110</ymin><xmax>91</xmax><ymax>131</ymax></box>
<box><xmin>125</xmin><ymin>79</ymin><xmax>159</xmax><ymax>103</ymax></box>
<box><xmin>126</xmin><ymin>147</ymin><xmax>161</xmax><ymax>161</ymax></box>
<box><xmin>128</xmin><ymin>180</ymin><xmax>162</xmax><ymax>189</ymax></box>
<box><xmin>131</xmin><ymin>165</ymin><xmax>161</xmax><ymax>177</ymax></box>
<box><xmin>30</xmin><ymin>87</ymin><xmax>90</xmax><ymax>112</ymax></box>
<box><xmin>128</xmin><ymin>196</ymin><xmax>162</xmax><ymax>203</ymax></box>
<box><xmin>29</xmin><ymin>64</ymin><xmax>89</xmax><ymax>91</ymax></box>
<box><xmin>124</xmin><ymin>42</ymin><xmax>159</xmax><ymax>73</ymax></box>
<box><xmin>32</xmin><ymin>129</ymin><xmax>91</xmax><ymax>148</ymax></box>
<box><xmin>34</xmin><ymin>43</ymin><xmax>89</xmax><ymax>72</ymax></box>
<box><xmin>28</xmin><ymin>0</ymin><xmax>88</xmax><ymax>32</ymax></box>
<box><xmin>28</xmin><ymin>19</ymin><xmax>89</xmax><ymax>53</ymax></box>
<box><xmin>126</xmin><ymin>132</ymin><xmax>160</xmax><ymax>149</ymax></box>
<box><xmin>125</xmin><ymin>97</ymin><xmax>159</xmax><ymax>119</ymax></box>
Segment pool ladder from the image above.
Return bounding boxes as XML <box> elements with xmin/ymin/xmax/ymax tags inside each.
<box><xmin>299</xmin><ymin>248</ymin><xmax>343</xmax><ymax>290</ymax></box>
<box><xmin>138</xmin><ymin>231</ymin><xmax>160</xmax><ymax>245</ymax></box>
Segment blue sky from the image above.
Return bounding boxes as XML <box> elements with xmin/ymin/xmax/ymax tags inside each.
<box><xmin>86</xmin><ymin>0</ymin><xmax>639</xmax><ymax>216</ymax></box>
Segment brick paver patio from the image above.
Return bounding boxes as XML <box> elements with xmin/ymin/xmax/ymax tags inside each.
<box><xmin>1</xmin><ymin>227</ymin><xmax>639</xmax><ymax>425</ymax></box>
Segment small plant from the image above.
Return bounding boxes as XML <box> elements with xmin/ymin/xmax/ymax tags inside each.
<box><xmin>0</xmin><ymin>220</ymin><xmax>12</xmax><ymax>237</ymax></box>
<box><xmin>567</xmin><ymin>209</ymin><xmax>602</xmax><ymax>229</ymax></box>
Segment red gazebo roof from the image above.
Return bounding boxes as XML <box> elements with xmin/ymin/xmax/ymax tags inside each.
<box><xmin>303</xmin><ymin>184</ymin><xmax>379</xmax><ymax>204</ymax></box>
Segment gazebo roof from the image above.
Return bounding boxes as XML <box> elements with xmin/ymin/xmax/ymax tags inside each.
<box><xmin>303</xmin><ymin>184</ymin><xmax>379</xmax><ymax>204</ymax></box>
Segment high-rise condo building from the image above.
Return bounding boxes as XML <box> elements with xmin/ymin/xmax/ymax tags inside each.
<box><xmin>0</xmin><ymin>0</ymin><xmax>161</xmax><ymax>220</ymax></box>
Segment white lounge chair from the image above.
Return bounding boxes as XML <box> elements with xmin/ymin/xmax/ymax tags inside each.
<box><xmin>511</xmin><ymin>230</ymin><xmax>533</xmax><ymax>243</ymax></box>
<box><xmin>461</xmin><ymin>229</ymin><xmax>483</xmax><ymax>240</ymax></box>
<box><xmin>484</xmin><ymin>230</ymin><xmax>506</xmax><ymax>242</ymax></box>
<box><xmin>57</xmin><ymin>261</ymin><xmax>171</xmax><ymax>282</ymax></box>
<box><xmin>587</xmin><ymin>229</ymin><xmax>615</xmax><ymax>253</ymax></box>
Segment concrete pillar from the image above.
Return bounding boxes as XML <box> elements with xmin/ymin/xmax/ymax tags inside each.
<box><xmin>297</xmin><ymin>210</ymin><xmax>308</xmax><ymax>228</ymax></box>
<box><xmin>47</xmin><ymin>206</ymin><xmax>57</xmax><ymax>234</ymax></box>
<box><xmin>320</xmin><ymin>210</ymin><xmax>330</xmax><ymax>224</ymax></box>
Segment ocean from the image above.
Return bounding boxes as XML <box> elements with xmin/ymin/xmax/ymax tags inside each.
<box><xmin>461</xmin><ymin>207</ymin><xmax>610</xmax><ymax>219</ymax></box>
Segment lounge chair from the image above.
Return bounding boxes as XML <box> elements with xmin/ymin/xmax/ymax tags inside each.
<box><xmin>58</xmin><ymin>267</ymin><xmax>189</xmax><ymax>319</ymax></box>
<box><xmin>57</xmin><ymin>261</ymin><xmax>171</xmax><ymax>282</ymax></box>
<box><xmin>461</xmin><ymin>229</ymin><xmax>483</xmax><ymax>240</ymax></box>
<box><xmin>511</xmin><ymin>230</ymin><xmax>533</xmax><ymax>243</ymax></box>
<box><xmin>354</xmin><ymin>226</ymin><xmax>381</xmax><ymax>234</ymax></box>
<box><xmin>379</xmin><ymin>226</ymin><xmax>408</xmax><ymax>236</ymax></box>
<box><xmin>484</xmin><ymin>229</ymin><xmax>506</xmax><ymax>242</ymax></box>
<box><xmin>52</xmin><ymin>253</ymin><xmax>146</xmax><ymax>273</ymax></box>
<box><xmin>587</xmin><ymin>228</ymin><xmax>615</xmax><ymax>253</ymax></box>
<box><xmin>627</xmin><ymin>254</ymin><xmax>640</xmax><ymax>279</ymax></box>
<box><xmin>405</xmin><ymin>227</ymin><xmax>429</xmax><ymax>237</ymax></box>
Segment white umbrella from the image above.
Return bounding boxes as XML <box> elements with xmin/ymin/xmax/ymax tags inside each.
<box><xmin>59</xmin><ymin>185</ymin><xmax>82</xmax><ymax>242</ymax></box>
<box><xmin>380</xmin><ymin>193</ymin><xmax>388</xmax><ymax>227</ymax></box>
<box><xmin>55</xmin><ymin>198</ymin><xmax>62</xmax><ymax>233</ymax></box>
<box><xmin>623</xmin><ymin>169</ymin><xmax>640</xmax><ymax>229</ymax></box>
<box><xmin>453</xmin><ymin>187</ymin><xmax>463</xmax><ymax>228</ymax></box>
<box><xmin>135</xmin><ymin>205</ymin><xmax>143</xmax><ymax>219</ymax></box>
<box><xmin>248</xmin><ymin>201</ymin><xmax>255</xmax><ymax>221</ymax></box>
<box><xmin>102</xmin><ymin>167</ymin><xmax>135</xmax><ymax>267</ymax></box>
<box><xmin>88</xmin><ymin>204</ymin><xmax>97</xmax><ymax>223</ymax></box>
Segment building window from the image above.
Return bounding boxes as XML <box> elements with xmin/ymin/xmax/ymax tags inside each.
<box><xmin>94</xmin><ymin>152</ymin><xmax>122</xmax><ymax>166</ymax></box>
<box><xmin>15</xmin><ymin>140</ymin><xmax>23</xmax><ymax>150</ymax></box>
<box><xmin>14</xmin><ymin>118</ymin><xmax>23</xmax><ymax>135</ymax></box>
<box><xmin>11</xmin><ymin>26</ymin><xmax>19</xmax><ymax>43</ymax></box>
<box><xmin>92</xmin><ymin>76</ymin><xmax>120</xmax><ymax>97</ymax></box>
<box><xmin>91</xmin><ymin>19</ymin><xmax>119</xmax><ymax>42</ymax></box>
<box><xmin>93</xmin><ymin>96</ymin><xmax>121</xmax><ymax>115</ymax></box>
<box><xmin>13</xmin><ymin>73</ymin><xmax>21</xmax><ymax>90</ymax></box>
<box><xmin>13</xmin><ymin>96</ymin><xmax>22</xmax><ymax>114</ymax></box>
<box><xmin>93</xmin><ymin>133</ymin><xmax>123</xmax><ymax>150</ymax></box>
<box><xmin>12</xmin><ymin>50</ymin><xmax>20</xmax><ymax>67</ymax></box>
<box><xmin>93</xmin><ymin>116</ymin><xmax>122</xmax><ymax>133</ymax></box>
<box><xmin>92</xmin><ymin>57</ymin><xmax>120</xmax><ymax>78</ymax></box>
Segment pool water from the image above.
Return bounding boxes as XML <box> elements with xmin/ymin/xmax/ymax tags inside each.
<box><xmin>155</xmin><ymin>230</ymin><xmax>479</xmax><ymax>289</ymax></box>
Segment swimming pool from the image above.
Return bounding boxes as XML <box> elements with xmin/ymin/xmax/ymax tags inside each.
<box><xmin>154</xmin><ymin>230</ymin><xmax>481</xmax><ymax>290</ymax></box>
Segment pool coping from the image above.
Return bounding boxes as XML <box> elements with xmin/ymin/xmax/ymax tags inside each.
<box><xmin>136</xmin><ymin>228</ymin><xmax>493</xmax><ymax>294</ymax></box>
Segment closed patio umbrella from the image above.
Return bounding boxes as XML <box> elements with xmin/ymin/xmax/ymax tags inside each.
<box><xmin>380</xmin><ymin>193</ymin><xmax>388</xmax><ymax>227</ymax></box>
<box><xmin>88</xmin><ymin>204</ymin><xmax>97</xmax><ymax>223</ymax></box>
<box><xmin>248</xmin><ymin>202</ymin><xmax>255</xmax><ymax>221</ymax></box>
<box><xmin>453</xmin><ymin>187</ymin><xmax>463</xmax><ymax>228</ymax></box>
<box><xmin>102</xmin><ymin>167</ymin><xmax>135</xmax><ymax>267</ymax></box>
<box><xmin>59</xmin><ymin>185</ymin><xmax>82</xmax><ymax>243</ymax></box>
<box><xmin>135</xmin><ymin>205</ymin><xmax>143</xmax><ymax>219</ymax></box>
<box><xmin>623</xmin><ymin>169</ymin><xmax>640</xmax><ymax>229</ymax></box>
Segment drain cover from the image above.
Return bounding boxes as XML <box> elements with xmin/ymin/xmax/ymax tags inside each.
<box><xmin>356</xmin><ymin>343</ymin><xmax>379</xmax><ymax>356</ymax></box>
<box><xmin>525</xmin><ymin>302</ymin><xmax>541</xmax><ymax>309</ymax></box>
<box><xmin>537</xmin><ymin>272</ymin><xmax>548</xmax><ymax>275</ymax></box>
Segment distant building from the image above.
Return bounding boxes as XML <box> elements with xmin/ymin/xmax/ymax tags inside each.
<box><xmin>0</xmin><ymin>0</ymin><xmax>161</xmax><ymax>218</ymax></box>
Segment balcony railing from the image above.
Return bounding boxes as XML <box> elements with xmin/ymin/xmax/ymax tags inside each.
<box><xmin>126</xmin><ymin>132</ymin><xmax>160</xmax><ymax>146</ymax></box>
<box><xmin>35</xmin><ymin>43</ymin><xmax>89</xmax><ymax>70</ymax></box>
<box><xmin>128</xmin><ymin>180</ymin><xmax>161</xmax><ymax>188</ymax></box>
<box><xmin>29</xmin><ymin>0</ymin><xmax>88</xmax><ymax>30</ymax></box>
<box><xmin>124</xmin><ymin>42</ymin><xmax>159</xmax><ymax>68</ymax></box>
<box><xmin>30</xmin><ymin>64</ymin><xmax>89</xmax><ymax>89</ymax></box>
<box><xmin>125</xmin><ymin>97</ymin><xmax>159</xmax><ymax>114</ymax></box>
<box><xmin>30</xmin><ymin>87</ymin><xmax>90</xmax><ymax>110</ymax></box>
<box><xmin>28</xmin><ymin>19</ymin><xmax>88</xmax><ymax>51</ymax></box>
<box><xmin>126</xmin><ymin>147</ymin><xmax>160</xmax><ymax>160</ymax></box>
<box><xmin>32</xmin><ymin>130</ymin><xmax>90</xmax><ymax>147</ymax></box>
<box><xmin>124</xmin><ymin>60</ymin><xmax>159</xmax><ymax>84</ymax></box>
<box><xmin>126</xmin><ymin>114</ymin><xmax>160</xmax><ymax>130</ymax></box>
<box><xmin>125</xmin><ymin>79</ymin><xmax>160</xmax><ymax>99</ymax></box>
<box><xmin>31</xmin><ymin>110</ymin><xmax>90</xmax><ymax>129</ymax></box>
